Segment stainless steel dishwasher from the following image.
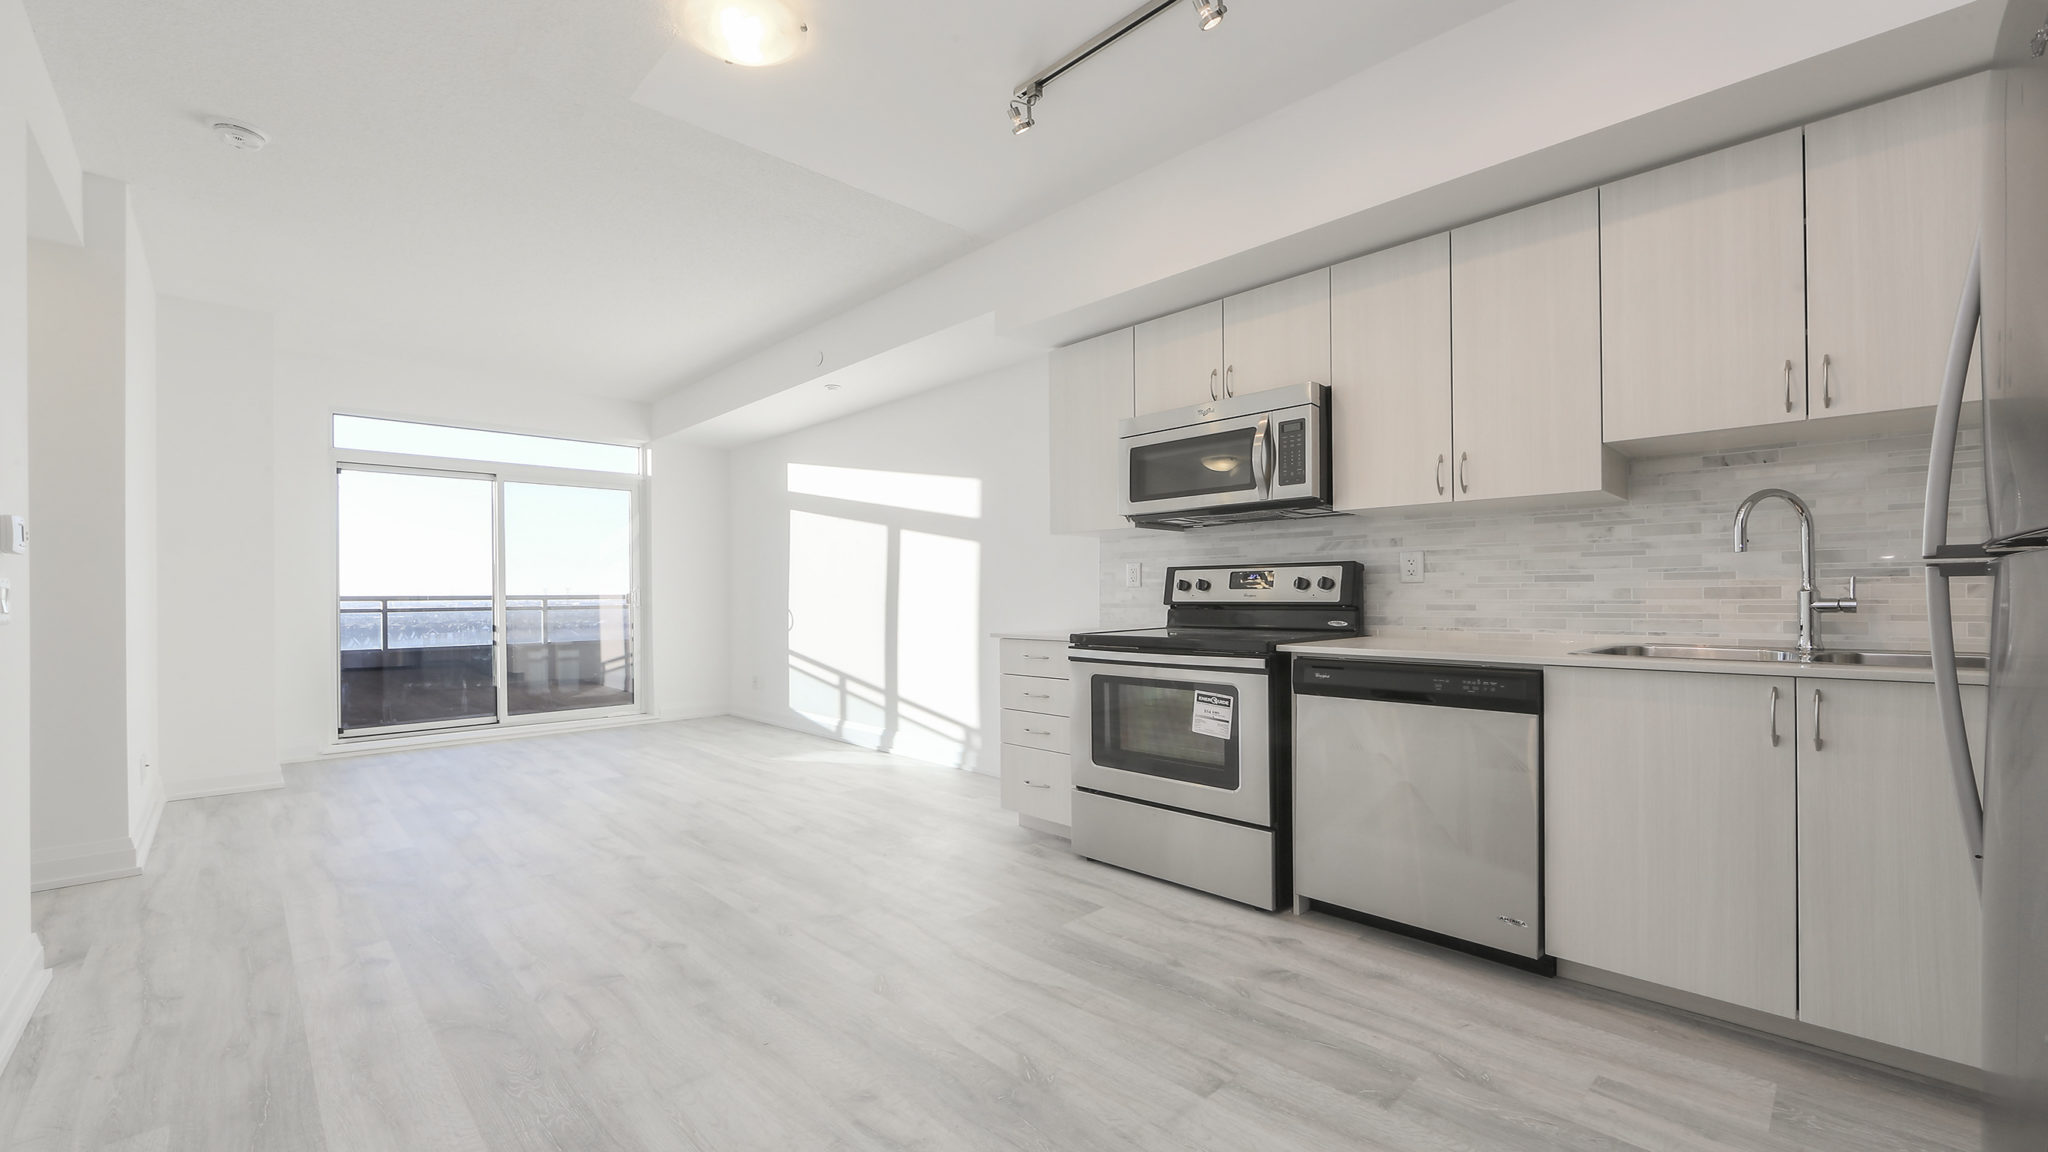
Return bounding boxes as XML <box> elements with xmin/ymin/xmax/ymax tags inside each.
<box><xmin>1291</xmin><ymin>657</ymin><xmax>1549</xmax><ymax>973</ymax></box>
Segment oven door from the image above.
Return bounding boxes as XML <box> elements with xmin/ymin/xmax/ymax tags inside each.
<box><xmin>1119</xmin><ymin>402</ymin><xmax>1323</xmax><ymax>519</ymax></box>
<box><xmin>1070</xmin><ymin>650</ymin><xmax>1273</xmax><ymax>827</ymax></box>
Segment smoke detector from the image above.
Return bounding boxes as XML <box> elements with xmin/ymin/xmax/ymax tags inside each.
<box><xmin>210</xmin><ymin>121</ymin><xmax>270</xmax><ymax>151</ymax></box>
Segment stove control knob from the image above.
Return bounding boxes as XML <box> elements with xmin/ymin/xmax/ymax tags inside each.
<box><xmin>1293</xmin><ymin>577</ymin><xmax>1312</xmax><ymax>590</ymax></box>
<box><xmin>1195</xmin><ymin>579</ymin><xmax>1212</xmax><ymax>591</ymax></box>
<box><xmin>1175</xmin><ymin>579</ymin><xmax>1191</xmax><ymax>592</ymax></box>
<box><xmin>1317</xmin><ymin>576</ymin><xmax>1337</xmax><ymax>591</ymax></box>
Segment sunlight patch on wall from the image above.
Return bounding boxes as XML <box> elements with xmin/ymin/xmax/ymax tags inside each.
<box><xmin>787</xmin><ymin>463</ymin><xmax>982</xmax><ymax>518</ymax></box>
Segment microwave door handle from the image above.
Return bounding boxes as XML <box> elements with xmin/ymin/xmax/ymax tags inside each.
<box><xmin>1251</xmin><ymin>416</ymin><xmax>1271</xmax><ymax>496</ymax></box>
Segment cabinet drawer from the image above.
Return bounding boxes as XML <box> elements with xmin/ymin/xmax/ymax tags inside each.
<box><xmin>1001</xmin><ymin>674</ymin><xmax>1072</xmax><ymax>716</ymax></box>
<box><xmin>1001</xmin><ymin>745</ymin><xmax>1072</xmax><ymax>826</ymax></box>
<box><xmin>1001</xmin><ymin>711</ymin><xmax>1071</xmax><ymax>754</ymax></box>
<box><xmin>999</xmin><ymin>639</ymin><xmax>1071</xmax><ymax>678</ymax></box>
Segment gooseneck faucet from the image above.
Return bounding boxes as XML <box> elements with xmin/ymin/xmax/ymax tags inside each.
<box><xmin>1733</xmin><ymin>488</ymin><xmax>1859</xmax><ymax>656</ymax></box>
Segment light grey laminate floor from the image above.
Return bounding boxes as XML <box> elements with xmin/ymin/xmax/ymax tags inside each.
<box><xmin>0</xmin><ymin>717</ymin><xmax>1980</xmax><ymax>1151</ymax></box>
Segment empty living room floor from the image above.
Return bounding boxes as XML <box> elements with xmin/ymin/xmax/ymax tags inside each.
<box><xmin>0</xmin><ymin>717</ymin><xmax>1979</xmax><ymax>1151</ymax></box>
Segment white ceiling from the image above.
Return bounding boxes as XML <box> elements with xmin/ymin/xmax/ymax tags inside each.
<box><xmin>633</xmin><ymin>0</ymin><xmax>1514</xmax><ymax>237</ymax></box>
<box><xmin>23</xmin><ymin>0</ymin><xmax>1507</xmax><ymax>405</ymax></box>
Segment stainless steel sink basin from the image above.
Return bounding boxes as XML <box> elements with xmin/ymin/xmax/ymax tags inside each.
<box><xmin>1576</xmin><ymin>644</ymin><xmax>1989</xmax><ymax>671</ymax></box>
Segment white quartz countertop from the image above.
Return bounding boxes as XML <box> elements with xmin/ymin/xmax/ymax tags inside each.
<box><xmin>1280</xmin><ymin>631</ymin><xmax>1990</xmax><ymax>686</ymax></box>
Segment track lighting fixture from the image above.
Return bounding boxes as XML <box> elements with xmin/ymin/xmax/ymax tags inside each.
<box><xmin>1007</xmin><ymin>0</ymin><xmax>1229</xmax><ymax>135</ymax></box>
<box><xmin>1009</xmin><ymin>91</ymin><xmax>1038</xmax><ymax>135</ymax></box>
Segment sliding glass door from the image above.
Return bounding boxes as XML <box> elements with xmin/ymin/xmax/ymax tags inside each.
<box><xmin>336</xmin><ymin>464</ymin><xmax>638</xmax><ymax>738</ymax></box>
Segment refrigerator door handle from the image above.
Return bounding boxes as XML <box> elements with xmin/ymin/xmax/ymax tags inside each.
<box><xmin>1927</xmin><ymin>566</ymin><xmax>1986</xmax><ymax>885</ymax></box>
<box><xmin>1923</xmin><ymin>237</ymin><xmax>1985</xmax><ymax>563</ymax></box>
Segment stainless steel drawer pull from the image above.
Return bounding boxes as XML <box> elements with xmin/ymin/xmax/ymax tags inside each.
<box><xmin>1822</xmin><ymin>354</ymin><xmax>1834</xmax><ymax>409</ymax></box>
<box><xmin>1784</xmin><ymin>360</ymin><xmax>1796</xmax><ymax>412</ymax></box>
<box><xmin>1436</xmin><ymin>454</ymin><xmax>1447</xmax><ymax>495</ymax></box>
<box><xmin>1023</xmin><ymin>781</ymin><xmax>1052</xmax><ymax>789</ymax></box>
<box><xmin>1769</xmin><ymin>685</ymin><xmax>1780</xmax><ymax>747</ymax></box>
<box><xmin>1209</xmin><ymin>368</ymin><xmax>1219</xmax><ymax>400</ymax></box>
<box><xmin>1023</xmin><ymin>728</ymin><xmax>1051</xmax><ymax>736</ymax></box>
<box><xmin>1812</xmin><ymin>689</ymin><xmax>1824</xmax><ymax>751</ymax></box>
<box><xmin>1458</xmin><ymin>452</ymin><xmax>1470</xmax><ymax>494</ymax></box>
<box><xmin>1023</xmin><ymin>692</ymin><xmax>1051</xmax><ymax>699</ymax></box>
<box><xmin>1021</xmin><ymin>654</ymin><xmax>1050</xmax><ymax>660</ymax></box>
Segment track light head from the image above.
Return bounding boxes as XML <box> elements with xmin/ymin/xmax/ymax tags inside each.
<box><xmin>1009</xmin><ymin>91</ymin><xmax>1038</xmax><ymax>135</ymax></box>
<box><xmin>1193</xmin><ymin>0</ymin><xmax>1226</xmax><ymax>30</ymax></box>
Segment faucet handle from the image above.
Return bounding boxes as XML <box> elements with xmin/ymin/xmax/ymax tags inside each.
<box><xmin>1817</xmin><ymin>577</ymin><xmax>1859</xmax><ymax>614</ymax></box>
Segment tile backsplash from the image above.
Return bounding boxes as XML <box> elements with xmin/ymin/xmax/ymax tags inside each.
<box><xmin>1100</xmin><ymin>430</ymin><xmax>1991</xmax><ymax>650</ymax></box>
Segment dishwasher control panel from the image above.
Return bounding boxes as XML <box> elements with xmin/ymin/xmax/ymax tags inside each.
<box><xmin>1294</xmin><ymin>659</ymin><xmax>1542</xmax><ymax>713</ymax></box>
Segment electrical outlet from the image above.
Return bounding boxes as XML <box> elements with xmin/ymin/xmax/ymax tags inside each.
<box><xmin>1123</xmin><ymin>561</ymin><xmax>1143</xmax><ymax>588</ymax></box>
<box><xmin>1399</xmin><ymin>551</ymin><xmax>1426</xmax><ymax>584</ymax></box>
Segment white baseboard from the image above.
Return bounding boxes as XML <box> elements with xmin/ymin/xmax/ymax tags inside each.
<box><xmin>130</xmin><ymin>770</ymin><xmax>166</xmax><ymax>871</ymax></box>
<box><xmin>164</xmin><ymin>770</ymin><xmax>285</xmax><ymax>801</ymax></box>
<box><xmin>0</xmin><ymin>934</ymin><xmax>50</xmax><ymax>1076</ymax></box>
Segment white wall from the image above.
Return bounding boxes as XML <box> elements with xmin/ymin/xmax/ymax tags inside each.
<box><xmin>26</xmin><ymin>174</ymin><xmax>160</xmax><ymax>887</ymax></box>
<box><xmin>648</xmin><ymin>435</ymin><xmax>728</xmax><ymax>721</ymax></box>
<box><xmin>156</xmin><ymin>296</ymin><xmax>278</xmax><ymax>798</ymax></box>
<box><xmin>725</xmin><ymin>360</ymin><xmax>1098</xmax><ymax>773</ymax></box>
<box><xmin>270</xmin><ymin>348</ymin><xmax>651</xmax><ymax>764</ymax></box>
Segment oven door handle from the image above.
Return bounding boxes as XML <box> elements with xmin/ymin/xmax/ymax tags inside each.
<box><xmin>1251</xmin><ymin>415</ymin><xmax>1271</xmax><ymax>496</ymax></box>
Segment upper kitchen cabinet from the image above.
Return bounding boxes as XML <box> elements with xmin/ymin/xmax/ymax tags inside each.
<box><xmin>1134</xmin><ymin>301</ymin><xmax>1223</xmax><ymax>416</ymax></box>
<box><xmin>1220</xmin><ymin>268</ymin><xmax>1332</xmax><ymax>398</ymax></box>
<box><xmin>1600</xmin><ymin>130</ymin><xmax>1808</xmax><ymax>445</ymax></box>
<box><xmin>1048</xmin><ymin>328</ymin><xmax>1135</xmax><ymax>535</ymax></box>
<box><xmin>1450</xmin><ymin>191</ymin><xmax>1624</xmax><ymax>504</ymax></box>
<box><xmin>1330</xmin><ymin>235</ymin><xmax>1452</xmax><ymax>511</ymax></box>
<box><xmin>1806</xmin><ymin>74</ymin><xmax>1990</xmax><ymax>418</ymax></box>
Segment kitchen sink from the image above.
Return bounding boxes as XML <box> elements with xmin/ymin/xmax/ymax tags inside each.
<box><xmin>1576</xmin><ymin>643</ymin><xmax>1988</xmax><ymax>671</ymax></box>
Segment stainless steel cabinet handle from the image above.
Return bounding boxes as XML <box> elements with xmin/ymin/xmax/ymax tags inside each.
<box><xmin>1023</xmin><ymin>781</ymin><xmax>1052</xmax><ymax>789</ymax></box>
<box><xmin>1811</xmin><ymin>689</ymin><xmax>1824</xmax><ymax>752</ymax></box>
<box><xmin>1769</xmin><ymin>686</ymin><xmax>1780</xmax><ymax>747</ymax></box>
<box><xmin>1822</xmin><ymin>354</ymin><xmax>1834</xmax><ymax>409</ymax></box>
<box><xmin>1023</xmin><ymin>728</ymin><xmax>1051</xmax><ymax>736</ymax></box>
<box><xmin>1225</xmin><ymin>364</ymin><xmax>1235</xmax><ymax>397</ymax></box>
<box><xmin>1209</xmin><ymin>368</ymin><xmax>1219</xmax><ymax>401</ymax></box>
<box><xmin>1784</xmin><ymin>360</ymin><xmax>1796</xmax><ymax>412</ymax></box>
<box><xmin>1458</xmin><ymin>452</ymin><xmax>1470</xmax><ymax>494</ymax></box>
<box><xmin>1436</xmin><ymin>454</ymin><xmax>1447</xmax><ymax>495</ymax></box>
<box><xmin>1022</xmin><ymin>692</ymin><xmax>1050</xmax><ymax>699</ymax></box>
<box><xmin>1022</xmin><ymin>653</ymin><xmax>1050</xmax><ymax>660</ymax></box>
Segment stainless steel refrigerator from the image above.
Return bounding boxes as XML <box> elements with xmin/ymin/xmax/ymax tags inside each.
<box><xmin>1925</xmin><ymin>9</ymin><xmax>2048</xmax><ymax>1147</ymax></box>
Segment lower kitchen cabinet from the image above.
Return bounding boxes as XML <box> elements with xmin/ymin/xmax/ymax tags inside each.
<box><xmin>997</xmin><ymin>639</ymin><xmax>1073</xmax><ymax>829</ymax></box>
<box><xmin>1548</xmin><ymin>665</ymin><xmax>1990</xmax><ymax>1064</ymax></box>
<box><xmin>1798</xmin><ymin>678</ymin><xmax>1986</xmax><ymax>1065</ymax></box>
<box><xmin>1545</xmin><ymin>667</ymin><xmax>1799</xmax><ymax>1017</ymax></box>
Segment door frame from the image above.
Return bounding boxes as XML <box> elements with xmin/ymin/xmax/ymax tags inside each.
<box><xmin>331</xmin><ymin>447</ymin><xmax>648</xmax><ymax>742</ymax></box>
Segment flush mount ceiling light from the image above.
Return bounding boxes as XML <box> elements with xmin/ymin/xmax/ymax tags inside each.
<box><xmin>1007</xmin><ymin>0</ymin><xmax>1227</xmax><ymax>135</ymax></box>
<box><xmin>210</xmin><ymin>120</ymin><xmax>270</xmax><ymax>151</ymax></box>
<box><xmin>678</xmin><ymin>0</ymin><xmax>808</xmax><ymax>67</ymax></box>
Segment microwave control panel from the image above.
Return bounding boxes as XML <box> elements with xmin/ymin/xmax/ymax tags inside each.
<box><xmin>1276</xmin><ymin>419</ymin><xmax>1308</xmax><ymax>486</ymax></box>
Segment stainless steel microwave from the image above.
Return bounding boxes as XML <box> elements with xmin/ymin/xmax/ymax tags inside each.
<box><xmin>1119</xmin><ymin>382</ymin><xmax>1340</xmax><ymax>530</ymax></box>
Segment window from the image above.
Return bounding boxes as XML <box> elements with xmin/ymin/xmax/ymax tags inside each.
<box><xmin>333</xmin><ymin>418</ymin><xmax>642</xmax><ymax>738</ymax></box>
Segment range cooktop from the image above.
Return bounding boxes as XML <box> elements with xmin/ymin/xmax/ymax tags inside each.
<box><xmin>1070</xmin><ymin>561</ymin><xmax>1366</xmax><ymax>658</ymax></box>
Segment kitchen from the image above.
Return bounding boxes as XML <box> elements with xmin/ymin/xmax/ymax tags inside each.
<box><xmin>0</xmin><ymin>2</ymin><xmax>2043</xmax><ymax>1150</ymax></box>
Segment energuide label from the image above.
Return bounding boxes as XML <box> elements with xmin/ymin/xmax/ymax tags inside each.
<box><xmin>1191</xmin><ymin>691</ymin><xmax>1234</xmax><ymax>740</ymax></box>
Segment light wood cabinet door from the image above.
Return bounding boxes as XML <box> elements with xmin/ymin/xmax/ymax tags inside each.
<box><xmin>1450</xmin><ymin>191</ymin><xmax>1619</xmax><ymax>503</ymax></box>
<box><xmin>1048</xmin><ymin>329</ymin><xmax>1135</xmax><ymax>534</ymax></box>
<box><xmin>1600</xmin><ymin>130</ymin><xmax>1808</xmax><ymax>443</ymax></box>
<box><xmin>1221</xmin><ymin>268</ymin><xmax>1331</xmax><ymax>399</ymax></box>
<box><xmin>1546</xmin><ymin>667</ymin><xmax>1798</xmax><ymax>1017</ymax></box>
<box><xmin>1798</xmin><ymin>678</ymin><xmax>1986</xmax><ymax>1065</ymax></box>
<box><xmin>1807</xmin><ymin>75</ymin><xmax>1990</xmax><ymax>418</ymax></box>
<box><xmin>1330</xmin><ymin>234</ymin><xmax>1452</xmax><ymax>511</ymax></box>
<box><xmin>1134</xmin><ymin>301</ymin><xmax>1223</xmax><ymax>416</ymax></box>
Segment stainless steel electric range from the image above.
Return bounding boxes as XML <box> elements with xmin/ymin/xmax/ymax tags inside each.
<box><xmin>1066</xmin><ymin>561</ymin><xmax>1365</xmax><ymax>910</ymax></box>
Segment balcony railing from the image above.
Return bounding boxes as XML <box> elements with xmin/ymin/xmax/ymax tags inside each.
<box><xmin>337</xmin><ymin>594</ymin><xmax>634</xmax><ymax>732</ymax></box>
